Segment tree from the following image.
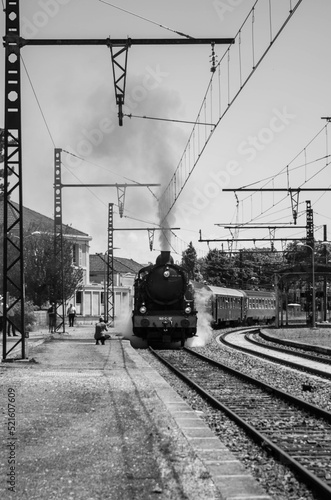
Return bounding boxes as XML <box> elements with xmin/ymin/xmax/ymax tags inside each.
<box><xmin>235</xmin><ymin>248</ymin><xmax>282</xmax><ymax>290</ymax></box>
<box><xmin>23</xmin><ymin>225</ymin><xmax>84</xmax><ymax>307</ymax></box>
<box><xmin>201</xmin><ymin>248</ymin><xmax>237</xmax><ymax>286</ymax></box>
<box><xmin>181</xmin><ymin>242</ymin><xmax>198</xmax><ymax>280</ymax></box>
<box><xmin>199</xmin><ymin>246</ymin><xmax>283</xmax><ymax>289</ymax></box>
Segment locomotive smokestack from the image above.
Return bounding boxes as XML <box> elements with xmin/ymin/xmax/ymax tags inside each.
<box><xmin>156</xmin><ymin>251</ymin><xmax>174</xmax><ymax>265</ymax></box>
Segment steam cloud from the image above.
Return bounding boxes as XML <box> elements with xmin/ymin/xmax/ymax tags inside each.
<box><xmin>187</xmin><ymin>287</ymin><xmax>213</xmax><ymax>347</ymax></box>
<box><xmin>57</xmin><ymin>66</ymin><xmax>188</xmax><ymax>254</ymax></box>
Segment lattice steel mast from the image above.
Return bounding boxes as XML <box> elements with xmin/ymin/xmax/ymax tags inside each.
<box><xmin>2</xmin><ymin>1</ymin><xmax>25</xmax><ymax>360</ymax></box>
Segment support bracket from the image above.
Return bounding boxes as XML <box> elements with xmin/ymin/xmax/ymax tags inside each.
<box><xmin>109</xmin><ymin>39</ymin><xmax>131</xmax><ymax>126</ymax></box>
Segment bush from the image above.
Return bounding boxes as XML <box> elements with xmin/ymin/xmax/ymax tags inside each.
<box><xmin>10</xmin><ymin>300</ymin><xmax>37</xmax><ymax>332</ymax></box>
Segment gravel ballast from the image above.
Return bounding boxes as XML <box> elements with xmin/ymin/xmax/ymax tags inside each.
<box><xmin>140</xmin><ymin>328</ymin><xmax>331</xmax><ymax>500</ymax></box>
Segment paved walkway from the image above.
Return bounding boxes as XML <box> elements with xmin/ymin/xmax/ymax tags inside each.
<box><xmin>0</xmin><ymin>329</ymin><xmax>271</xmax><ymax>500</ymax></box>
<box><xmin>0</xmin><ymin>333</ymin><xmax>219</xmax><ymax>499</ymax></box>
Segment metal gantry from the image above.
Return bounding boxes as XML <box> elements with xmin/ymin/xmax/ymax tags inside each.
<box><xmin>207</xmin><ymin>201</ymin><xmax>316</xmax><ymax>250</ymax></box>
<box><xmin>18</xmin><ymin>35</ymin><xmax>234</xmax><ymax>128</ymax></box>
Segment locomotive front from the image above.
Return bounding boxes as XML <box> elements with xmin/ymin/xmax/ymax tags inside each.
<box><xmin>132</xmin><ymin>251</ymin><xmax>197</xmax><ymax>346</ymax></box>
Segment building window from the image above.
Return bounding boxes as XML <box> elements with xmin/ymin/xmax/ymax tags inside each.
<box><xmin>73</xmin><ymin>244</ymin><xmax>77</xmax><ymax>265</ymax></box>
<box><xmin>76</xmin><ymin>291</ymin><xmax>82</xmax><ymax>304</ymax></box>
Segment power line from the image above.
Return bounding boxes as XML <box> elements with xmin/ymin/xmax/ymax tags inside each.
<box><xmin>21</xmin><ymin>56</ymin><xmax>56</xmax><ymax>148</ymax></box>
<box><xmin>159</xmin><ymin>0</ymin><xmax>304</xmax><ymax>220</ymax></box>
<box><xmin>124</xmin><ymin>113</ymin><xmax>216</xmax><ymax>127</ymax></box>
<box><xmin>62</xmin><ymin>149</ymin><xmax>149</xmax><ymax>186</ymax></box>
<box><xmin>97</xmin><ymin>0</ymin><xmax>195</xmax><ymax>39</ymax></box>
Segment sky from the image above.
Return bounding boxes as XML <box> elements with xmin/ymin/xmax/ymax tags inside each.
<box><xmin>1</xmin><ymin>0</ymin><xmax>331</xmax><ymax>265</ymax></box>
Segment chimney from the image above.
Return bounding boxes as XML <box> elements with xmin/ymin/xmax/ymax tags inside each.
<box><xmin>156</xmin><ymin>251</ymin><xmax>174</xmax><ymax>265</ymax></box>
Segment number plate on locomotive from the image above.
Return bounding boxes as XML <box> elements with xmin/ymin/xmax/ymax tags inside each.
<box><xmin>159</xmin><ymin>317</ymin><xmax>173</xmax><ymax>321</ymax></box>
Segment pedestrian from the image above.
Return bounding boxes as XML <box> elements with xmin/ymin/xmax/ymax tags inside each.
<box><xmin>94</xmin><ymin>317</ymin><xmax>109</xmax><ymax>345</ymax></box>
<box><xmin>7</xmin><ymin>322</ymin><xmax>18</xmax><ymax>336</ymax></box>
<box><xmin>67</xmin><ymin>303</ymin><xmax>76</xmax><ymax>327</ymax></box>
<box><xmin>48</xmin><ymin>302</ymin><xmax>56</xmax><ymax>333</ymax></box>
<box><xmin>7</xmin><ymin>304</ymin><xmax>18</xmax><ymax>336</ymax></box>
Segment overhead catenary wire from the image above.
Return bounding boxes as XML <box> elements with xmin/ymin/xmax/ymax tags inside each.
<box><xmin>123</xmin><ymin>114</ymin><xmax>216</xmax><ymax>127</ymax></box>
<box><xmin>228</xmin><ymin>122</ymin><xmax>331</xmax><ymax>235</ymax></box>
<box><xmin>97</xmin><ymin>0</ymin><xmax>194</xmax><ymax>39</ymax></box>
<box><xmin>97</xmin><ymin>2</ymin><xmax>308</xmax><ymax>255</ymax></box>
<box><xmin>234</xmin><ymin>154</ymin><xmax>331</xmax><ymax>193</ymax></box>
<box><xmin>159</xmin><ymin>0</ymin><xmax>304</xmax><ymax>221</ymax></box>
<box><xmin>62</xmin><ymin>149</ymin><xmax>149</xmax><ymax>186</ymax></box>
<box><xmin>237</xmin><ymin>124</ymin><xmax>330</xmax><ymax>195</ymax></box>
<box><xmin>21</xmin><ymin>55</ymin><xmax>56</xmax><ymax>148</ymax></box>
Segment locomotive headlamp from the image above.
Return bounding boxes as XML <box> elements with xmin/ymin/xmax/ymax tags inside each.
<box><xmin>163</xmin><ymin>267</ymin><xmax>170</xmax><ymax>278</ymax></box>
<box><xmin>185</xmin><ymin>306</ymin><xmax>192</xmax><ymax>314</ymax></box>
<box><xmin>140</xmin><ymin>305</ymin><xmax>147</xmax><ymax>314</ymax></box>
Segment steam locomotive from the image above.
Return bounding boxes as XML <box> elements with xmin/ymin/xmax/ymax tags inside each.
<box><xmin>132</xmin><ymin>251</ymin><xmax>198</xmax><ymax>346</ymax></box>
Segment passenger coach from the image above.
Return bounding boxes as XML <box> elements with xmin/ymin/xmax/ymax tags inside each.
<box><xmin>199</xmin><ymin>284</ymin><xmax>276</xmax><ymax>327</ymax></box>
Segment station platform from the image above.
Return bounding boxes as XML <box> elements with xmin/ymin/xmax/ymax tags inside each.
<box><xmin>0</xmin><ymin>327</ymin><xmax>271</xmax><ymax>500</ymax></box>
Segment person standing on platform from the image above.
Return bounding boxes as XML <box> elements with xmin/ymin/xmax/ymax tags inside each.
<box><xmin>48</xmin><ymin>302</ymin><xmax>56</xmax><ymax>333</ymax></box>
<box><xmin>67</xmin><ymin>303</ymin><xmax>76</xmax><ymax>327</ymax></box>
<box><xmin>94</xmin><ymin>317</ymin><xmax>109</xmax><ymax>345</ymax></box>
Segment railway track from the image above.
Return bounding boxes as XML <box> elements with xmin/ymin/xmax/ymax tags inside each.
<box><xmin>220</xmin><ymin>329</ymin><xmax>331</xmax><ymax>379</ymax></box>
<box><xmin>150</xmin><ymin>346</ymin><xmax>331</xmax><ymax>498</ymax></box>
<box><xmin>247</xmin><ymin>330</ymin><xmax>331</xmax><ymax>364</ymax></box>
